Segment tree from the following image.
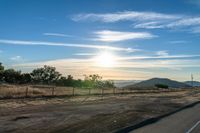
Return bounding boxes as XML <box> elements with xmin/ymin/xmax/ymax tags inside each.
<box><xmin>103</xmin><ymin>80</ymin><xmax>115</xmax><ymax>88</ymax></box>
<box><xmin>31</xmin><ymin>65</ymin><xmax>61</xmax><ymax>85</ymax></box>
<box><xmin>82</xmin><ymin>74</ymin><xmax>115</xmax><ymax>89</ymax></box>
<box><xmin>66</xmin><ymin>75</ymin><xmax>74</xmax><ymax>86</ymax></box>
<box><xmin>56</xmin><ymin>75</ymin><xmax>74</xmax><ymax>87</ymax></box>
<box><xmin>82</xmin><ymin>74</ymin><xmax>102</xmax><ymax>88</ymax></box>
<box><xmin>19</xmin><ymin>73</ymin><xmax>32</xmax><ymax>84</ymax></box>
<box><xmin>73</xmin><ymin>79</ymin><xmax>82</xmax><ymax>87</ymax></box>
<box><xmin>0</xmin><ymin>63</ymin><xmax>4</xmax><ymax>71</ymax></box>
<box><xmin>155</xmin><ymin>84</ymin><xmax>169</xmax><ymax>89</ymax></box>
<box><xmin>0</xmin><ymin>63</ymin><xmax>4</xmax><ymax>82</ymax></box>
<box><xmin>0</xmin><ymin>61</ymin><xmax>116</xmax><ymax>88</ymax></box>
<box><xmin>56</xmin><ymin>76</ymin><xmax>67</xmax><ymax>86</ymax></box>
<box><xmin>3</xmin><ymin>69</ymin><xmax>21</xmax><ymax>84</ymax></box>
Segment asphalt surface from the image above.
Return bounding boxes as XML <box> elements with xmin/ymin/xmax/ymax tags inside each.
<box><xmin>131</xmin><ymin>103</ymin><xmax>200</xmax><ymax>133</ymax></box>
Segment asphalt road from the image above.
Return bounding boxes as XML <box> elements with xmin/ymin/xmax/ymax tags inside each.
<box><xmin>131</xmin><ymin>103</ymin><xmax>200</xmax><ymax>133</ymax></box>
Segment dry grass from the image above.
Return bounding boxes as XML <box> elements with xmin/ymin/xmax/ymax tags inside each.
<box><xmin>0</xmin><ymin>84</ymin><xmax>119</xmax><ymax>98</ymax></box>
<box><xmin>0</xmin><ymin>85</ymin><xmax>93</xmax><ymax>98</ymax></box>
<box><xmin>0</xmin><ymin>84</ymin><xmax>198</xmax><ymax>99</ymax></box>
<box><xmin>0</xmin><ymin>85</ymin><xmax>46</xmax><ymax>98</ymax></box>
<box><xmin>0</xmin><ymin>88</ymin><xmax>199</xmax><ymax>133</ymax></box>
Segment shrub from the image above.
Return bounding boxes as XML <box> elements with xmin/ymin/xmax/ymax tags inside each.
<box><xmin>155</xmin><ymin>84</ymin><xmax>169</xmax><ymax>89</ymax></box>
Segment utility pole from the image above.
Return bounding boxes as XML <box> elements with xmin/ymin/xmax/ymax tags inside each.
<box><xmin>191</xmin><ymin>74</ymin><xmax>194</xmax><ymax>87</ymax></box>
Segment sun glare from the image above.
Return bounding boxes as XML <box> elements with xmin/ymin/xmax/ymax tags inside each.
<box><xmin>95</xmin><ymin>52</ymin><xmax>116</xmax><ymax>68</ymax></box>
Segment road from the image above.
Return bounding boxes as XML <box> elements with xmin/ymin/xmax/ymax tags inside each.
<box><xmin>131</xmin><ymin>103</ymin><xmax>200</xmax><ymax>133</ymax></box>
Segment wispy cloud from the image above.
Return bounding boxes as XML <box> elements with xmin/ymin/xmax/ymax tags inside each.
<box><xmin>136</xmin><ymin>16</ymin><xmax>200</xmax><ymax>32</ymax></box>
<box><xmin>43</xmin><ymin>33</ymin><xmax>73</xmax><ymax>37</ymax></box>
<box><xmin>93</xmin><ymin>30</ymin><xmax>156</xmax><ymax>42</ymax></box>
<box><xmin>16</xmin><ymin>58</ymin><xmax>200</xmax><ymax>69</ymax></box>
<box><xmin>134</xmin><ymin>21</ymin><xmax>166</xmax><ymax>29</ymax></box>
<box><xmin>78</xmin><ymin>50</ymin><xmax>200</xmax><ymax>62</ymax></box>
<box><xmin>14</xmin><ymin>56</ymin><xmax>200</xmax><ymax>80</ymax></box>
<box><xmin>169</xmin><ymin>40</ymin><xmax>188</xmax><ymax>44</ymax></box>
<box><xmin>0</xmin><ymin>39</ymin><xmax>138</xmax><ymax>52</ymax></box>
<box><xmin>156</xmin><ymin>51</ymin><xmax>169</xmax><ymax>56</ymax></box>
<box><xmin>117</xmin><ymin>54</ymin><xmax>200</xmax><ymax>61</ymax></box>
<box><xmin>73</xmin><ymin>11</ymin><xmax>200</xmax><ymax>33</ymax></box>
<box><xmin>72</xmin><ymin>11</ymin><xmax>180</xmax><ymax>22</ymax></box>
<box><xmin>14</xmin><ymin>59</ymin><xmax>153</xmax><ymax>80</ymax></box>
<box><xmin>10</xmin><ymin>56</ymin><xmax>23</xmax><ymax>61</ymax></box>
<box><xmin>190</xmin><ymin>26</ymin><xmax>200</xmax><ymax>33</ymax></box>
<box><xmin>167</xmin><ymin>17</ymin><xmax>200</xmax><ymax>28</ymax></box>
<box><xmin>134</xmin><ymin>16</ymin><xmax>200</xmax><ymax>31</ymax></box>
<box><xmin>73</xmin><ymin>53</ymin><xmax>97</xmax><ymax>56</ymax></box>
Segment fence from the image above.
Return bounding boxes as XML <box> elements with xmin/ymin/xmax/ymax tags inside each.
<box><xmin>0</xmin><ymin>85</ymin><xmax>133</xmax><ymax>98</ymax></box>
<box><xmin>0</xmin><ymin>84</ymin><xmax>196</xmax><ymax>99</ymax></box>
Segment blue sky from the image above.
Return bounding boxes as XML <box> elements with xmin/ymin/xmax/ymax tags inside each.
<box><xmin>0</xmin><ymin>0</ymin><xmax>200</xmax><ymax>81</ymax></box>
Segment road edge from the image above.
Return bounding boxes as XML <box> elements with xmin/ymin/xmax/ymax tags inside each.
<box><xmin>115</xmin><ymin>101</ymin><xmax>200</xmax><ymax>133</ymax></box>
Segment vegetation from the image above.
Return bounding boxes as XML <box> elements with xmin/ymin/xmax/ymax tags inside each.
<box><xmin>0</xmin><ymin>62</ymin><xmax>115</xmax><ymax>88</ymax></box>
<box><xmin>155</xmin><ymin>84</ymin><xmax>169</xmax><ymax>89</ymax></box>
<box><xmin>31</xmin><ymin>65</ymin><xmax>61</xmax><ymax>85</ymax></box>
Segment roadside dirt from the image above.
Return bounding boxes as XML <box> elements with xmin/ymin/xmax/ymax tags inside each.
<box><xmin>0</xmin><ymin>89</ymin><xmax>200</xmax><ymax>133</ymax></box>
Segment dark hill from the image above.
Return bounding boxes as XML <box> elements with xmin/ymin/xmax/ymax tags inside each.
<box><xmin>125</xmin><ymin>78</ymin><xmax>190</xmax><ymax>89</ymax></box>
<box><xmin>184</xmin><ymin>81</ymin><xmax>200</xmax><ymax>87</ymax></box>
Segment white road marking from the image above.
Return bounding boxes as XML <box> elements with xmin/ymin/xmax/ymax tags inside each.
<box><xmin>186</xmin><ymin>120</ymin><xmax>200</xmax><ymax>133</ymax></box>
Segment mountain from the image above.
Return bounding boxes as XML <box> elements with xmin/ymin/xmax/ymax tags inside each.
<box><xmin>114</xmin><ymin>80</ymin><xmax>141</xmax><ymax>88</ymax></box>
<box><xmin>184</xmin><ymin>81</ymin><xmax>200</xmax><ymax>87</ymax></box>
<box><xmin>125</xmin><ymin>78</ymin><xmax>191</xmax><ymax>89</ymax></box>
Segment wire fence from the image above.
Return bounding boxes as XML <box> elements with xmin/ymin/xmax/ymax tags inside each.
<box><xmin>0</xmin><ymin>84</ymin><xmax>197</xmax><ymax>99</ymax></box>
<box><xmin>0</xmin><ymin>85</ymin><xmax>130</xmax><ymax>99</ymax></box>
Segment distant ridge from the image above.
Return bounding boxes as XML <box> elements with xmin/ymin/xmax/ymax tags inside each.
<box><xmin>114</xmin><ymin>80</ymin><xmax>140</xmax><ymax>88</ymax></box>
<box><xmin>125</xmin><ymin>78</ymin><xmax>191</xmax><ymax>89</ymax></box>
<box><xmin>184</xmin><ymin>81</ymin><xmax>200</xmax><ymax>87</ymax></box>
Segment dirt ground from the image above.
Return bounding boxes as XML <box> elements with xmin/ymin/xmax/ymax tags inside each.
<box><xmin>0</xmin><ymin>89</ymin><xmax>200</xmax><ymax>133</ymax></box>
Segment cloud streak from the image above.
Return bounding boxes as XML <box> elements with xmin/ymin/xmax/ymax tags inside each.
<box><xmin>14</xmin><ymin>56</ymin><xmax>200</xmax><ymax>80</ymax></box>
<box><xmin>117</xmin><ymin>54</ymin><xmax>200</xmax><ymax>61</ymax></box>
<box><xmin>0</xmin><ymin>39</ymin><xmax>138</xmax><ymax>52</ymax></box>
<box><xmin>10</xmin><ymin>56</ymin><xmax>23</xmax><ymax>61</ymax></box>
<box><xmin>134</xmin><ymin>21</ymin><xmax>166</xmax><ymax>29</ymax></box>
<box><xmin>169</xmin><ymin>40</ymin><xmax>188</xmax><ymax>44</ymax></box>
<box><xmin>72</xmin><ymin>11</ymin><xmax>180</xmax><ymax>22</ymax></box>
<box><xmin>73</xmin><ymin>11</ymin><xmax>200</xmax><ymax>33</ymax></box>
<box><xmin>43</xmin><ymin>33</ymin><xmax>73</xmax><ymax>37</ymax></box>
<box><xmin>93</xmin><ymin>30</ymin><xmax>156</xmax><ymax>42</ymax></box>
<box><xmin>74</xmin><ymin>53</ymin><xmax>97</xmax><ymax>56</ymax></box>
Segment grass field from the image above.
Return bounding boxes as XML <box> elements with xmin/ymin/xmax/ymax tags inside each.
<box><xmin>0</xmin><ymin>84</ymin><xmax>120</xmax><ymax>98</ymax></box>
<box><xmin>0</xmin><ymin>84</ymin><xmax>194</xmax><ymax>99</ymax></box>
<box><xmin>0</xmin><ymin>87</ymin><xmax>199</xmax><ymax>133</ymax></box>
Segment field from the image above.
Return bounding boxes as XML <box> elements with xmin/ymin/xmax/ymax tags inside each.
<box><xmin>0</xmin><ymin>84</ymin><xmax>123</xmax><ymax>98</ymax></box>
<box><xmin>0</xmin><ymin>84</ymin><xmax>190</xmax><ymax>98</ymax></box>
<box><xmin>0</xmin><ymin>85</ymin><xmax>200</xmax><ymax>133</ymax></box>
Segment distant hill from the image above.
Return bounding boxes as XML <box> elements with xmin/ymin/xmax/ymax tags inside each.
<box><xmin>114</xmin><ymin>80</ymin><xmax>140</xmax><ymax>88</ymax></box>
<box><xmin>125</xmin><ymin>78</ymin><xmax>191</xmax><ymax>89</ymax></box>
<box><xmin>184</xmin><ymin>81</ymin><xmax>200</xmax><ymax>87</ymax></box>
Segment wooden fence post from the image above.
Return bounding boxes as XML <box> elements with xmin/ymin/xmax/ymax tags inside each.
<box><xmin>72</xmin><ymin>87</ymin><xmax>75</xmax><ymax>96</ymax></box>
<box><xmin>89</xmin><ymin>88</ymin><xmax>91</xmax><ymax>95</ymax></box>
<box><xmin>25</xmin><ymin>87</ymin><xmax>29</xmax><ymax>97</ymax></box>
<box><xmin>52</xmin><ymin>87</ymin><xmax>55</xmax><ymax>96</ymax></box>
<box><xmin>101</xmin><ymin>88</ymin><xmax>104</xmax><ymax>99</ymax></box>
<box><xmin>113</xmin><ymin>87</ymin><xmax>116</xmax><ymax>95</ymax></box>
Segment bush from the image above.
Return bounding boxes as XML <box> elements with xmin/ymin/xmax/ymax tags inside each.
<box><xmin>0</xmin><ymin>62</ymin><xmax>116</xmax><ymax>88</ymax></box>
<box><xmin>155</xmin><ymin>84</ymin><xmax>169</xmax><ymax>89</ymax></box>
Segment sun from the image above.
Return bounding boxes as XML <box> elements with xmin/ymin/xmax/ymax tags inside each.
<box><xmin>94</xmin><ymin>51</ymin><xmax>116</xmax><ymax>68</ymax></box>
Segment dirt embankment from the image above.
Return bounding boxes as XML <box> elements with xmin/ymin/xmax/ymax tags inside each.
<box><xmin>0</xmin><ymin>89</ymin><xmax>200</xmax><ymax>133</ymax></box>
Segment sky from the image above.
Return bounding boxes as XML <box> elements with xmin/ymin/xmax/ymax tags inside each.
<box><xmin>0</xmin><ymin>0</ymin><xmax>200</xmax><ymax>81</ymax></box>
